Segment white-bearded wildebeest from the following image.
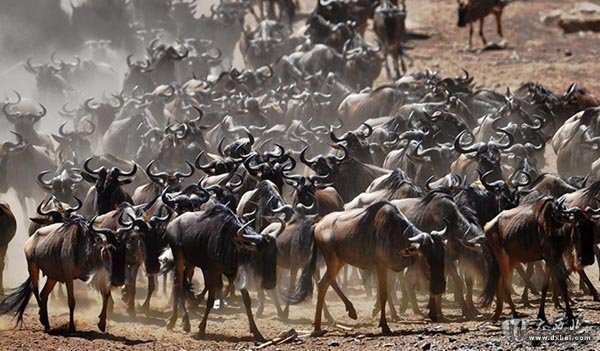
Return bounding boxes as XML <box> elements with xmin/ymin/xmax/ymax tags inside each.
<box><xmin>481</xmin><ymin>196</ymin><xmax>599</xmax><ymax>325</ymax></box>
<box><xmin>457</xmin><ymin>0</ymin><xmax>507</xmax><ymax>49</ymax></box>
<box><xmin>165</xmin><ymin>204</ymin><xmax>278</xmax><ymax>341</ymax></box>
<box><xmin>286</xmin><ymin>201</ymin><xmax>446</xmax><ymax>335</ymax></box>
<box><xmin>0</xmin><ymin>201</ymin><xmax>16</xmax><ymax>293</ymax></box>
<box><xmin>0</xmin><ymin>214</ymin><xmax>131</xmax><ymax>333</ymax></box>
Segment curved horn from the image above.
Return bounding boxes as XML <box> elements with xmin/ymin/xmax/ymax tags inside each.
<box><xmin>83</xmin><ymin>157</ymin><xmax>103</xmax><ymax>175</ymax></box>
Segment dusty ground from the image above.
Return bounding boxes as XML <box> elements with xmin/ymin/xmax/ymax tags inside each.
<box><xmin>2</xmin><ymin>0</ymin><xmax>600</xmax><ymax>350</ymax></box>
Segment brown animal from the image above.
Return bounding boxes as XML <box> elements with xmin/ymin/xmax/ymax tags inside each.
<box><xmin>0</xmin><ymin>214</ymin><xmax>131</xmax><ymax>333</ymax></box>
<box><xmin>481</xmin><ymin>196</ymin><xmax>598</xmax><ymax>324</ymax></box>
<box><xmin>0</xmin><ymin>201</ymin><xmax>16</xmax><ymax>293</ymax></box>
<box><xmin>373</xmin><ymin>0</ymin><xmax>407</xmax><ymax>78</ymax></box>
<box><xmin>457</xmin><ymin>0</ymin><xmax>507</xmax><ymax>48</ymax></box>
<box><xmin>286</xmin><ymin>201</ymin><xmax>446</xmax><ymax>335</ymax></box>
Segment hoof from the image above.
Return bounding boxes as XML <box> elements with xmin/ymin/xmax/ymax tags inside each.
<box><xmin>183</xmin><ymin>321</ymin><xmax>191</xmax><ymax>333</ymax></box>
<box><xmin>380</xmin><ymin>326</ymin><xmax>392</xmax><ymax>335</ymax></box>
<box><xmin>97</xmin><ymin>320</ymin><xmax>106</xmax><ymax>333</ymax></box>
<box><xmin>347</xmin><ymin>305</ymin><xmax>358</xmax><ymax>320</ymax></box>
<box><xmin>311</xmin><ymin>329</ymin><xmax>327</xmax><ymax>337</ymax></box>
<box><xmin>166</xmin><ymin>319</ymin><xmax>176</xmax><ymax>331</ymax></box>
<box><xmin>252</xmin><ymin>332</ymin><xmax>266</xmax><ymax>342</ymax></box>
<box><xmin>68</xmin><ymin>325</ymin><xmax>76</xmax><ymax>334</ymax></box>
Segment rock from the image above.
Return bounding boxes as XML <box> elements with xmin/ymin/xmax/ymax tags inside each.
<box><xmin>532</xmin><ymin>339</ymin><xmax>542</xmax><ymax>347</ymax></box>
<box><xmin>449</xmin><ymin>337</ymin><xmax>457</xmax><ymax>343</ymax></box>
<box><xmin>459</xmin><ymin>326</ymin><xmax>469</xmax><ymax>333</ymax></box>
<box><xmin>383</xmin><ymin>343</ymin><xmax>395</xmax><ymax>347</ymax></box>
<box><xmin>541</xmin><ymin>2</ymin><xmax>600</xmax><ymax>33</ymax></box>
<box><xmin>328</xmin><ymin>340</ymin><xmax>340</xmax><ymax>347</ymax></box>
<box><xmin>422</xmin><ymin>342</ymin><xmax>431</xmax><ymax>350</ymax></box>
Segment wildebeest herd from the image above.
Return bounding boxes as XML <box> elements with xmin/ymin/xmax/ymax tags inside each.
<box><xmin>1</xmin><ymin>0</ymin><xmax>600</xmax><ymax>345</ymax></box>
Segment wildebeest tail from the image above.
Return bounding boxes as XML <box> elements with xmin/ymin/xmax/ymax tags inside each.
<box><xmin>480</xmin><ymin>240</ymin><xmax>499</xmax><ymax>307</ymax></box>
<box><xmin>284</xmin><ymin>228</ymin><xmax>318</xmax><ymax>304</ymax></box>
<box><xmin>0</xmin><ymin>277</ymin><xmax>33</xmax><ymax>326</ymax></box>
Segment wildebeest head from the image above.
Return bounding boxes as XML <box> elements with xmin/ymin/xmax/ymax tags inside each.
<box><xmin>457</xmin><ymin>0</ymin><xmax>470</xmax><ymax>27</ymax></box>
<box><xmin>23</xmin><ymin>57</ymin><xmax>72</xmax><ymax>95</ymax></box>
<box><xmin>0</xmin><ymin>132</ymin><xmax>28</xmax><ymax>193</ymax></box>
<box><xmin>88</xmin><ymin>215</ymin><xmax>135</xmax><ymax>287</ymax></box>
<box><xmin>145</xmin><ymin>159</ymin><xmax>195</xmax><ymax>191</ymax></box>
<box><xmin>479</xmin><ymin>169</ymin><xmax>529</xmax><ymax>210</ymax></box>
<box><xmin>52</xmin><ymin>120</ymin><xmax>95</xmax><ymax>161</ymax></box>
<box><xmin>454</xmin><ymin>129</ymin><xmax>514</xmax><ymax>181</ymax></box>
<box><xmin>235</xmin><ymin>219</ymin><xmax>279</xmax><ymax>290</ymax></box>
<box><xmin>299</xmin><ymin>143</ymin><xmax>350</xmax><ymax>181</ymax></box>
<box><xmin>82</xmin><ymin>157</ymin><xmax>138</xmax><ymax>215</ymax></box>
<box><xmin>2</xmin><ymin>91</ymin><xmax>47</xmax><ymax>137</ymax></box>
<box><xmin>83</xmin><ymin>94</ymin><xmax>125</xmax><ymax>134</ymax></box>
<box><xmin>120</xmin><ymin>203</ymin><xmax>173</xmax><ymax>274</ymax></box>
<box><xmin>37</xmin><ymin>168</ymin><xmax>84</xmax><ymax>203</ymax></box>
<box><xmin>565</xmin><ymin>206</ymin><xmax>598</xmax><ymax>267</ymax></box>
<box><xmin>123</xmin><ymin>55</ymin><xmax>153</xmax><ymax>94</ymax></box>
<box><xmin>406</xmin><ymin>228</ymin><xmax>447</xmax><ymax>295</ymax></box>
<box><xmin>329</xmin><ymin>123</ymin><xmax>373</xmax><ymax>162</ymax></box>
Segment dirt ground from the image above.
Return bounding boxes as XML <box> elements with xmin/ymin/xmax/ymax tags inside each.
<box><xmin>2</xmin><ymin>0</ymin><xmax>600</xmax><ymax>350</ymax></box>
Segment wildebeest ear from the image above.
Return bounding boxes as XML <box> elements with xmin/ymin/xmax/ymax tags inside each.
<box><xmin>119</xmin><ymin>179</ymin><xmax>133</xmax><ymax>185</ymax></box>
<box><xmin>82</xmin><ymin>173</ymin><xmax>98</xmax><ymax>183</ymax></box>
<box><xmin>29</xmin><ymin>217</ymin><xmax>53</xmax><ymax>226</ymax></box>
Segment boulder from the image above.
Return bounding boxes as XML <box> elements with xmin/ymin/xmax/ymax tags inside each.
<box><xmin>541</xmin><ymin>2</ymin><xmax>600</xmax><ymax>33</ymax></box>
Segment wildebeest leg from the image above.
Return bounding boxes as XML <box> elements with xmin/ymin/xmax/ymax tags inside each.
<box><xmin>464</xmin><ymin>273</ymin><xmax>480</xmax><ymax>316</ymax></box>
<box><xmin>595</xmin><ymin>245</ymin><xmax>600</xmax><ymax>281</ymax></box>
<box><xmin>0</xmin><ymin>244</ymin><xmax>6</xmax><ymax>293</ymax></box>
<box><xmin>241</xmin><ymin>288</ymin><xmax>266</xmax><ymax>341</ymax></box>
<box><xmin>268</xmin><ymin>288</ymin><xmax>284</xmax><ymax>318</ymax></box>
<box><xmin>313</xmin><ymin>260</ymin><xmax>341</xmax><ymax>334</ymax></box>
<box><xmin>537</xmin><ymin>267</ymin><xmax>551</xmax><ymax>324</ymax></box>
<box><xmin>282</xmin><ymin>268</ymin><xmax>298</xmax><ymax>320</ymax></box>
<box><xmin>313</xmin><ymin>270</ymin><xmax>334</xmax><ymax>323</ymax></box>
<box><xmin>387</xmin><ymin>270</ymin><xmax>399</xmax><ymax>321</ymax></box>
<box><xmin>142</xmin><ymin>274</ymin><xmax>156</xmax><ymax>312</ymax></box>
<box><xmin>551</xmin><ymin>263</ymin><xmax>576</xmax><ymax>324</ymax></box>
<box><xmin>494</xmin><ymin>9</ymin><xmax>504</xmax><ymax>38</ymax></box>
<box><xmin>448</xmin><ymin>261</ymin><xmax>472</xmax><ymax>318</ymax></box>
<box><xmin>398</xmin><ymin>271</ymin><xmax>409</xmax><ymax>313</ymax></box>
<box><xmin>519</xmin><ymin>264</ymin><xmax>532</xmax><ymax>307</ymax></box>
<box><xmin>257</xmin><ymin>288</ymin><xmax>266</xmax><ymax>317</ymax></box>
<box><xmin>383</xmin><ymin>46</ymin><xmax>391</xmax><ymax>79</ymax></box>
<box><xmin>125</xmin><ymin>264</ymin><xmax>140</xmax><ymax>316</ymax></box>
<box><xmin>468</xmin><ymin>23</ymin><xmax>474</xmax><ymax>49</ymax></box>
<box><xmin>98</xmin><ymin>290</ymin><xmax>110</xmax><ymax>332</ymax></box>
<box><xmin>479</xmin><ymin>18</ymin><xmax>487</xmax><ymax>45</ymax></box>
<box><xmin>361</xmin><ymin>268</ymin><xmax>373</xmax><ymax>297</ymax></box>
<box><xmin>39</xmin><ymin>278</ymin><xmax>57</xmax><ymax>332</ymax></box>
<box><xmin>492</xmin><ymin>251</ymin><xmax>510</xmax><ymax>320</ymax></box>
<box><xmin>398</xmin><ymin>48</ymin><xmax>407</xmax><ymax>76</ymax></box>
<box><xmin>162</xmin><ymin>273</ymin><xmax>168</xmax><ymax>295</ymax></box>
<box><xmin>376</xmin><ymin>266</ymin><xmax>391</xmax><ymax>335</ymax></box>
<box><xmin>198</xmin><ymin>272</ymin><xmax>218</xmax><ymax>339</ymax></box>
<box><xmin>579</xmin><ymin>270</ymin><xmax>600</xmax><ymax>301</ymax></box>
<box><xmin>329</xmin><ymin>269</ymin><xmax>357</xmax><ymax>320</ymax></box>
<box><xmin>504</xmin><ymin>262</ymin><xmax>519</xmax><ymax>318</ymax></box>
<box><xmin>167</xmin><ymin>250</ymin><xmax>185</xmax><ymax>331</ymax></box>
<box><xmin>65</xmin><ymin>279</ymin><xmax>76</xmax><ymax>333</ymax></box>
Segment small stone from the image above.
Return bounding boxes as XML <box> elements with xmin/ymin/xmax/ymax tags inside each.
<box><xmin>460</xmin><ymin>326</ymin><xmax>469</xmax><ymax>333</ymax></box>
<box><xmin>329</xmin><ymin>340</ymin><xmax>340</xmax><ymax>347</ymax></box>
<box><xmin>449</xmin><ymin>337</ymin><xmax>457</xmax><ymax>343</ymax></box>
<box><xmin>565</xmin><ymin>49</ymin><xmax>573</xmax><ymax>56</ymax></box>
<box><xmin>422</xmin><ymin>342</ymin><xmax>431</xmax><ymax>350</ymax></box>
<box><xmin>383</xmin><ymin>343</ymin><xmax>395</xmax><ymax>347</ymax></box>
<box><xmin>532</xmin><ymin>339</ymin><xmax>542</xmax><ymax>347</ymax></box>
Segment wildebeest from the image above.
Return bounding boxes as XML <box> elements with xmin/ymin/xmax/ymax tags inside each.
<box><xmin>481</xmin><ymin>196</ymin><xmax>598</xmax><ymax>324</ymax></box>
<box><xmin>0</xmin><ymin>201</ymin><xmax>16</xmax><ymax>293</ymax></box>
<box><xmin>0</xmin><ymin>214</ymin><xmax>131</xmax><ymax>332</ymax></box>
<box><xmin>165</xmin><ymin>204</ymin><xmax>278</xmax><ymax>341</ymax></box>
<box><xmin>457</xmin><ymin>0</ymin><xmax>507</xmax><ymax>48</ymax></box>
<box><xmin>287</xmin><ymin>201</ymin><xmax>446</xmax><ymax>335</ymax></box>
<box><xmin>81</xmin><ymin>157</ymin><xmax>138</xmax><ymax>215</ymax></box>
<box><xmin>373</xmin><ymin>0</ymin><xmax>407</xmax><ymax>79</ymax></box>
